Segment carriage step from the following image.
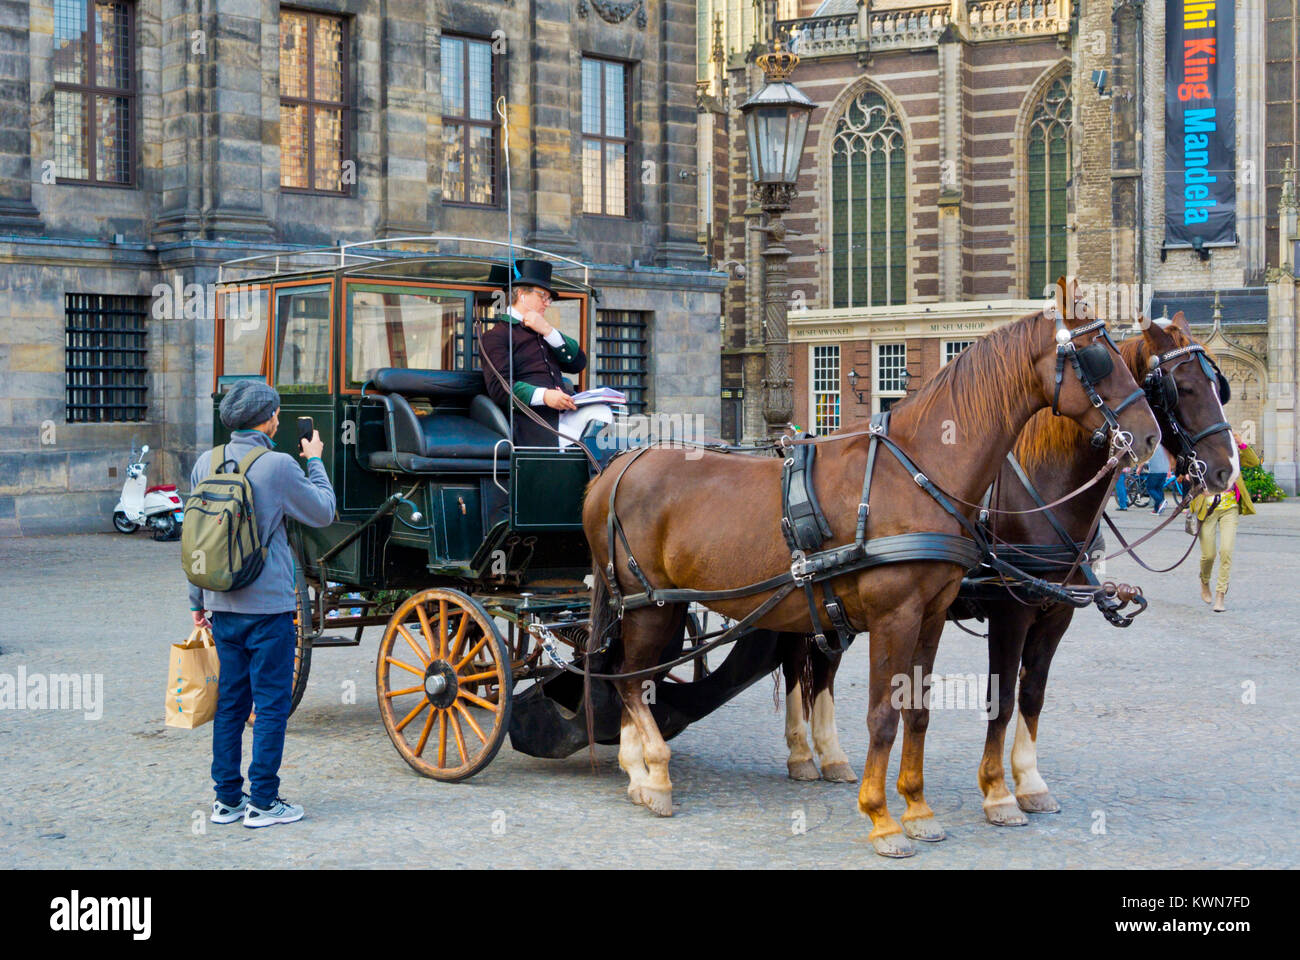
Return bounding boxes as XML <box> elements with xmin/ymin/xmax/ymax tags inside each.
<box><xmin>312</xmin><ymin>634</ymin><xmax>362</xmax><ymax>648</ymax></box>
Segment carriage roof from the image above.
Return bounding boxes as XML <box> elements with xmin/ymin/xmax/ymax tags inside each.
<box><xmin>216</xmin><ymin>235</ymin><xmax>597</xmax><ymax>298</ymax></box>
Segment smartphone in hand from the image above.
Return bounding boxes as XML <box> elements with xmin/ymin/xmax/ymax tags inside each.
<box><xmin>297</xmin><ymin>416</ymin><xmax>314</xmax><ymax>453</ymax></box>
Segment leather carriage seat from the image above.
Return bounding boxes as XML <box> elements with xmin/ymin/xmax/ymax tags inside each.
<box><xmin>365</xmin><ymin>368</ymin><xmax>510</xmax><ymax>473</ymax></box>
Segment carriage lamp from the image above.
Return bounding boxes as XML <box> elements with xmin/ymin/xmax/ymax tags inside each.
<box><xmin>900</xmin><ymin>368</ymin><xmax>914</xmax><ymax>390</ymax></box>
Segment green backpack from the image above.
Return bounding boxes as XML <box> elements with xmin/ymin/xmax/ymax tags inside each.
<box><xmin>181</xmin><ymin>445</ymin><xmax>270</xmax><ymax>592</ymax></box>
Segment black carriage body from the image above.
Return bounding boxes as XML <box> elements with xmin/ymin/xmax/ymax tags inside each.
<box><xmin>210</xmin><ymin>248</ymin><xmax>595</xmax><ymax>593</ymax></box>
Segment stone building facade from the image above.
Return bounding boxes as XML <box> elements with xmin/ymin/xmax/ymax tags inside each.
<box><xmin>0</xmin><ymin>0</ymin><xmax>722</xmax><ymax>535</ymax></box>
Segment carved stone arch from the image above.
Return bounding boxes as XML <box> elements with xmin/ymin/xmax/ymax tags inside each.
<box><xmin>1203</xmin><ymin>333</ymin><xmax>1269</xmax><ymax>449</ymax></box>
<box><xmin>1014</xmin><ymin>60</ymin><xmax>1073</xmax><ymax>299</ymax></box>
<box><xmin>816</xmin><ymin>76</ymin><xmax>912</xmax><ymax>309</ymax></box>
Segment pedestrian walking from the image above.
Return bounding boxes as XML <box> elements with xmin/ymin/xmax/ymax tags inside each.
<box><xmin>1146</xmin><ymin>445</ymin><xmax>1171</xmax><ymax>515</ymax></box>
<box><xmin>187</xmin><ymin>381</ymin><xmax>336</xmax><ymax>827</ymax></box>
<box><xmin>1188</xmin><ymin>433</ymin><xmax>1259</xmax><ymax>613</ymax></box>
<box><xmin>1114</xmin><ymin>467</ymin><xmax>1130</xmax><ymax>510</ymax></box>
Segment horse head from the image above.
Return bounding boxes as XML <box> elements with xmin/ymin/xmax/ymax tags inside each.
<box><xmin>1130</xmin><ymin>311</ymin><xmax>1239</xmax><ymax>494</ymax></box>
<box><xmin>1038</xmin><ymin>295</ymin><xmax>1159</xmax><ymax>467</ymax></box>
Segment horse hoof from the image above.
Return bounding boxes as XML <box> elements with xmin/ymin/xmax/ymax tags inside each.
<box><xmin>1017</xmin><ymin>791</ymin><xmax>1060</xmax><ymax>814</ymax></box>
<box><xmin>820</xmin><ymin>761</ymin><xmax>858</xmax><ymax>783</ymax></box>
<box><xmin>640</xmin><ymin>786</ymin><xmax>674</xmax><ymax>817</ymax></box>
<box><xmin>870</xmin><ymin>833</ymin><xmax>916</xmax><ymax>858</ymax></box>
<box><xmin>902</xmin><ymin>817</ymin><xmax>946</xmax><ymax>842</ymax></box>
<box><xmin>787</xmin><ymin>759</ymin><xmax>820</xmax><ymax>781</ymax></box>
<box><xmin>984</xmin><ymin>800</ymin><xmax>1029</xmax><ymax>827</ymax></box>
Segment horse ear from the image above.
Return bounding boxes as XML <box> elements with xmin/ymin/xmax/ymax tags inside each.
<box><xmin>1142</xmin><ymin>314</ymin><xmax>1175</xmax><ymax>354</ymax></box>
<box><xmin>1170</xmin><ymin>310</ymin><xmax>1192</xmax><ymax>337</ymax></box>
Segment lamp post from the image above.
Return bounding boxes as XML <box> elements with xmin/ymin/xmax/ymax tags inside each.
<box><xmin>740</xmin><ymin>38</ymin><xmax>814</xmax><ymax>439</ymax></box>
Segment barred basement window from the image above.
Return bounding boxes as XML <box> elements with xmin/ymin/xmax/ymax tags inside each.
<box><xmin>441</xmin><ymin>35</ymin><xmax>499</xmax><ymax>206</ymax></box>
<box><xmin>595</xmin><ymin>310</ymin><xmax>648</xmax><ymax>414</ymax></box>
<box><xmin>811</xmin><ymin>345</ymin><xmax>840</xmax><ymax>433</ymax></box>
<box><xmin>280</xmin><ymin>8</ymin><xmax>349</xmax><ymax>194</ymax></box>
<box><xmin>1026</xmin><ymin>74</ymin><xmax>1071</xmax><ymax>298</ymax></box>
<box><xmin>65</xmin><ymin>293</ymin><xmax>149</xmax><ymax>423</ymax></box>
<box><xmin>53</xmin><ymin>0</ymin><xmax>136</xmax><ymax>186</ymax></box>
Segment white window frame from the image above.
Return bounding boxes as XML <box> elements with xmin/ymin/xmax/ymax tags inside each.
<box><xmin>873</xmin><ymin>341</ymin><xmax>907</xmax><ymax>414</ymax></box>
<box><xmin>810</xmin><ymin>344</ymin><xmax>841</xmax><ymax>434</ymax></box>
<box><xmin>941</xmin><ymin>339</ymin><xmax>975</xmax><ymax>366</ymax></box>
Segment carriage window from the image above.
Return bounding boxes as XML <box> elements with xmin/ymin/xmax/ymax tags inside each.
<box><xmin>220</xmin><ymin>286</ymin><xmax>269</xmax><ymax>376</ymax></box>
<box><xmin>274</xmin><ymin>284</ymin><xmax>332</xmax><ymax>392</ymax></box>
<box><xmin>347</xmin><ymin>286</ymin><xmax>467</xmax><ymax>387</ymax></box>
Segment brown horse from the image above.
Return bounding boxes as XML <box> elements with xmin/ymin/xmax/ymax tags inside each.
<box><xmin>780</xmin><ymin>312</ymin><xmax>1239</xmax><ymax>831</ymax></box>
<box><xmin>583</xmin><ymin>309</ymin><xmax>1160</xmax><ymax>857</ymax></box>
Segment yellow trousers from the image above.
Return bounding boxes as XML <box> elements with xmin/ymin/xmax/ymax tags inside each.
<box><xmin>1198</xmin><ymin>507</ymin><xmax>1240</xmax><ymax>595</ymax></box>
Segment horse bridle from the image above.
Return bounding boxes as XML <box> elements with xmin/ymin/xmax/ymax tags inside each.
<box><xmin>1143</xmin><ymin>343</ymin><xmax>1232</xmax><ymax>486</ymax></box>
<box><xmin>1051</xmin><ymin>317</ymin><xmax>1146</xmax><ymax>455</ymax></box>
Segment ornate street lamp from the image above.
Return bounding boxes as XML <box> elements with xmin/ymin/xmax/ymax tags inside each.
<box><xmin>739</xmin><ymin>37</ymin><xmax>814</xmax><ymax>438</ymax></box>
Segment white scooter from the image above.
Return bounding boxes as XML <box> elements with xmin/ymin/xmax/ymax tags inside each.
<box><xmin>113</xmin><ymin>444</ymin><xmax>184</xmax><ymax>540</ymax></box>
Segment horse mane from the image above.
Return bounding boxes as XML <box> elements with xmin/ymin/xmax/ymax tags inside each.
<box><xmin>904</xmin><ymin>310</ymin><xmax>1047</xmax><ymax>437</ymax></box>
<box><xmin>1014</xmin><ymin>319</ymin><xmax>1203</xmax><ymax>471</ymax></box>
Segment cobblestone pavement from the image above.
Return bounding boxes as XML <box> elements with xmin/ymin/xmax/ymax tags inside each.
<box><xmin>2</xmin><ymin>499</ymin><xmax>1297</xmax><ymax>869</ymax></box>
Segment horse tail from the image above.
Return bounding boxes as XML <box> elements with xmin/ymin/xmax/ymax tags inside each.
<box><xmin>800</xmin><ymin>639</ymin><xmax>816</xmax><ymax>722</ymax></box>
<box><xmin>585</xmin><ymin>561</ymin><xmax>617</xmax><ymax>767</ymax></box>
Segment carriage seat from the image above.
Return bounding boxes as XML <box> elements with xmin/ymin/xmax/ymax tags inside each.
<box><xmin>365</xmin><ymin>368</ymin><xmax>510</xmax><ymax>473</ymax></box>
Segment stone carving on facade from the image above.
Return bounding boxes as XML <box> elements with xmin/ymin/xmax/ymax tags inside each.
<box><xmin>577</xmin><ymin>0</ymin><xmax>647</xmax><ymax>28</ymax></box>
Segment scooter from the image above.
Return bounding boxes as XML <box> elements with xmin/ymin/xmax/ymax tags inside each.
<box><xmin>113</xmin><ymin>444</ymin><xmax>184</xmax><ymax>540</ymax></box>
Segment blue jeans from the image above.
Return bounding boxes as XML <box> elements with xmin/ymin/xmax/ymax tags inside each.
<box><xmin>1145</xmin><ymin>472</ymin><xmax>1167</xmax><ymax>510</ymax></box>
<box><xmin>1115</xmin><ymin>473</ymin><xmax>1129</xmax><ymax>509</ymax></box>
<box><xmin>210</xmin><ymin>611</ymin><xmax>295</xmax><ymax>808</ymax></box>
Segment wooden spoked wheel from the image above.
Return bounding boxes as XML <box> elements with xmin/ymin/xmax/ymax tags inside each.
<box><xmin>248</xmin><ymin>561</ymin><xmax>313</xmax><ymax>727</ymax></box>
<box><xmin>376</xmin><ymin>588</ymin><xmax>513</xmax><ymax>782</ymax></box>
<box><xmin>289</xmin><ymin>566</ymin><xmax>314</xmax><ymax>715</ymax></box>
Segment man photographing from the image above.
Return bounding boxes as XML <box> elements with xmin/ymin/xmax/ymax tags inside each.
<box><xmin>187</xmin><ymin>379</ymin><xmax>335</xmax><ymax>828</ymax></box>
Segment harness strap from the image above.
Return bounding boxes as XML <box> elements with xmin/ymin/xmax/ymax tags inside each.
<box><xmin>1005</xmin><ymin>453</ymin><xmax>1080</xmax><ymax>554</ymax></box>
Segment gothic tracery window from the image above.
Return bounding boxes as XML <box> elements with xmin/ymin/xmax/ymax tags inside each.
<box><xmin>830</xmin><ymin>89</ymin><xmax>907</xmax><ymax>308</ymax></box>
<box><xmin>1026</xmin><ymin>74</ymin><xmax>1071</xmax><ymax>297</ymax></box>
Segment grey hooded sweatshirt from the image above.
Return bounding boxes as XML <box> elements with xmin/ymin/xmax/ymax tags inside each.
<box><xmin>187</xmin><ymin>430</ymin><xmax>336</xmax><ymax>615</ymax></box>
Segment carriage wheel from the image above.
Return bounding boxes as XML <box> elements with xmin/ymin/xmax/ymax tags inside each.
<box><xmin>377</xmin><ymin>588</ymin><xmax>513</xmax><ymax>782</ymax></box>
<box><xmin>289</xmin><ymin>568</ymin><xmax>314</xmax><ymax>715</ymax></box>
<box><xmin>248</xmin><ymin>564</ymin><xmax>313</xmax><ymax>726</ymax></box>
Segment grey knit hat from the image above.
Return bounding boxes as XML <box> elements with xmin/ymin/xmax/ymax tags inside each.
<box><xmin>219</xmin><ymin>380</ymin><xmax>281</xmax><ymax>430</ymax></box>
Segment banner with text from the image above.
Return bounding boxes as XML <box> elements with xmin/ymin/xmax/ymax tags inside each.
<box><xmin>1165</xmin><ymin>0</ymin><xmax>1236</xmax><ymax>247</ymax></box>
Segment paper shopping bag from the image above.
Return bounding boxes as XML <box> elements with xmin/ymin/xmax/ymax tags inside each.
<box><xmin>165</xmin><ymin>626</ymin><xmax>221</xmax><ymax>729</ymax></box>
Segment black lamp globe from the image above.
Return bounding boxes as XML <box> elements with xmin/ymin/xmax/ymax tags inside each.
<box><xmin>739</xmin><ymin>39</ymin><xmax>814</xmax><ymax>190</ymax></box>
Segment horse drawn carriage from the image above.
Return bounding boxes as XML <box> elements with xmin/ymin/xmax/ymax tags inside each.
<box><xmin>211</xmin><ymin>243</ymin><xmax>1240</xmax><ymax>853</ymax></box>
<box><xmin>211</xmin><ymin>239</ymin><xmax>782</xmax><ymax>781</ymax></box>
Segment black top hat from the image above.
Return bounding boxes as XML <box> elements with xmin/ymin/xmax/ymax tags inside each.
<box><xmin>507</xmin><ymin>258</ymin><xmax>558</xmax><ymax>298</ymax></box>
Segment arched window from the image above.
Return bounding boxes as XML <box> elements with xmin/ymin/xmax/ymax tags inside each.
<box><xmin>830</xmin><ymin>89</ymin><xmax>907</xmax><ymax>308</ymax></box>
<box><xmin>1026</xmin><ymin>74</ymin><xmax>1071</xmax><ymax>297</ymax></box>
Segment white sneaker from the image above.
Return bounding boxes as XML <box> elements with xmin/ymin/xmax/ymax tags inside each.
<box><xmin>243</xmin><ymin>797</ymin><xmax>304</xmax><ymax>828</ymax></box>
<box><xmin>211</xmin><ymin>794</ymin><xmax>249</xmax><ymax>824</ymax></box>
